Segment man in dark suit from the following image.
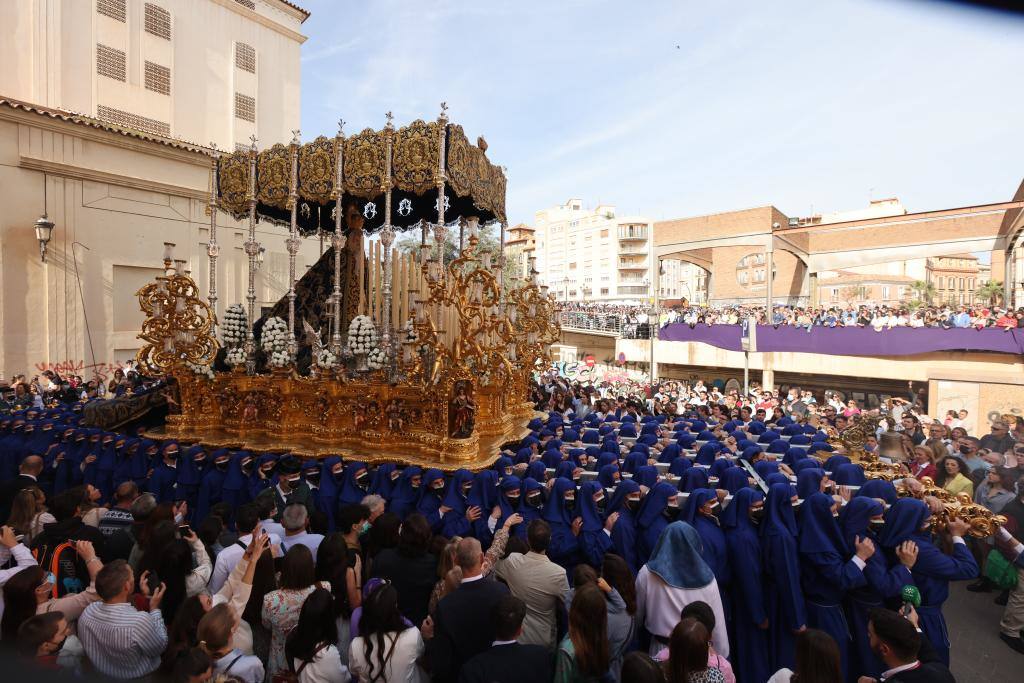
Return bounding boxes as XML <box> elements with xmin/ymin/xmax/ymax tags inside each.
<box><xmin>423</xmin><ymin>537</ymin><xmax>510</xmax><ymax>683</ymax></box>
<box><xmin>0</xmin><ymin>455</ymin><xmax>44</xmax><ymax>524</ymax></box>
<box><xmin>459</xmin><ymin>594</ymin><xmax>553</xmax><ymax>683</ymax></box>
<box><xmin>858</xmin><ymin>608</ymin><xmax>954</xmax><ymax>683</ymax></box>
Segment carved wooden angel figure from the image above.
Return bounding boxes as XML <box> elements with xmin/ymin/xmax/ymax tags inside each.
<box><xmin>302</xmin><ymin>318</ymin><xmax>325</xmax><ymax>358</ymax></box>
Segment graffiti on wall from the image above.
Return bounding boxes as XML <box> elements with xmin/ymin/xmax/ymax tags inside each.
<box><xmin>33</xmin><ymin>360</ymin><xmax>130</xmax><ymax>383</ymax></box>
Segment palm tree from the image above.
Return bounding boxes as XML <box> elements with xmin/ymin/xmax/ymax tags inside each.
<box><xmin>976</xmin><ymin>279</ymin><xmax>1003</xmax><ymax>306</ymax></box>
<box><xmin>911</xmin><ymin>280</ymin><xmax>935</xmax><ymax>304</ymax></box>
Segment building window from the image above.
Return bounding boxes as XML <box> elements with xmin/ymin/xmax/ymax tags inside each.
<box><xmin>937</xmin><ymin>276</ymin><xmax>943</xmax><ymax>288</ymax></box>
<box><xmin>144</xmin><ymin>4</ymin><xmax>171</xmax><ymax>40</ymax></box>
<box><xmin>236</xmin><ymin>43</ymin><xmax>256</xmax><ymax>73</ymax></box>
<box><xmin>234</xmin><ymin>0</ymin><xmax>256</xmax><ymax>9</ymax></box>
<box><xmin>97</xmin><ymin>0</ymin><xmax>126</xmax><ymax>22</ymax></box>
<box><xmin>959</xmin><ymin>278</ymin><xmax>965</xmax><ymax>290</ymax></box>
<box><xmin>600</xmin><ymin>288</ymin><xmax>609</xmax><ymax>295</ymax></box>
<box><xmin>144</xmin><ymin>61</ymin><xmax>171</xmax><ymax>95</ymax></box>
<box><xmin>568</xmin><ymin>263</ymin><xmax>577</xmax><ymax>270</ymax></box>
<box><xmin>881</xmin><ymin>286</ymin><xmax>890</xmax><ymax>300</ymax></box>
<box><xmin>235</xmin><ymin>92</ymin><xmax>256</xmax><ymax>122</ymax></box>
<box><xmin>600</xmin><ymin>229</ymin><xmax>609</xmax><ymax>238</ymax></box>
<box><xmin>96</xmin><ymin>44</ymin><xmax>127</xmax><ymax>82</ymax></box>
<box><xmin>97</xmin><ymin>105</ymin><xmax>170</xmax><ymax>137</ymax></box>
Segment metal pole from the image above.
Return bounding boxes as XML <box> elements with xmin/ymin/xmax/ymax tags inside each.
<box><xmin>243</xmin><ymin>135</ymin><xmax>259</xmax><ymax>374</ymax></box>
<box><xmin>330</xmin><ymin>120</ymin><xmax>345</xmax><ymax>356</ymax></box>
<box><xmin>380</xmin><ymin>112</ymin><xmax>395</xmax><ymax>359</ymax></box>
<box><xmin>743</xmin><ymin>350</ymin><xmax>749</xmax><ymax>396</ymax></box>
<box><xmin>286</xmin><ymin>130</ymin><xmax>301</xmax><ymax>363</ymax></box>
<box><xmin>207</xmin><ymin>144</ymin><xmax>220</xmax><ymax>329</ymax></box>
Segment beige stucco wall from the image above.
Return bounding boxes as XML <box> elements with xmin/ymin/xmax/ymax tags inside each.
<box><xmin>0</xmin><ymin>107</ymin><xmax>322</xmax><ymax>382</ymax></box>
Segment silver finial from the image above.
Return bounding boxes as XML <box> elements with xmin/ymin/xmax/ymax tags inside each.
<box><xmin>291</xmin><ymin>129</ymin><xmax>301</xmax><ymax>145</ymax></box>
<box><xmin>248</xmin><ymin>134</ymin><xmax>258</xmax><ymax>151</ymax></box>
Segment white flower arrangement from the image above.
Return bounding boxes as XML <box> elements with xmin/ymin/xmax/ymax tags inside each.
<box><xmin>269</xmin><ymin>350</ymin><xmax>290</xmax><ymax>368</ymax></box>
<box><xmin>221</xmin><ymin>304</ymin><xmax>249</xmax><ymax>345</ymax></box>
<box><xmin>186</xmin><ymin>360</ymin><xmax>215</xmax><ymax>380</ymax></box>
<box><xmin>225</xmin><ymin>347</ymin><xmax>247</xmax><ymax>367</ymax></box>
<box><xmin>367</xmin><ymin>347</ymin><xmax>386</xmax><ymax>371</ymax></box>
<box><xmin>261</xmin><ymin>317</ymin><xmax>289</xmax><ymax>355</ymax></box>
<box><xmin>316</xmin><ymin>348</ymin><xmax>338</xmax><ymax>369</ymax></box>
<box><xmin>347</xmin><ymin>315</ymin><xmax>378</xmax><ymax>355</ymax></box>
<box><xmin>401</xmin><ymin>318</ymin><xmax>430</xmax><ymax>355</ymax></box>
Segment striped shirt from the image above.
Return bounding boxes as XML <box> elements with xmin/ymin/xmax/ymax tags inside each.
<box><xmin>78</xmin><ymin>602</ymin><xmax>167</xmax><ymax>679</ymax></box>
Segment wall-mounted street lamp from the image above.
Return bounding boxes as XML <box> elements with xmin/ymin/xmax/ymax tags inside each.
<box><xmin>34</xmin><ymin>214</ymin><xmax>55</xmax><ymax>262</ymax></box>
<box><xmin>35</xmin><ymin>175</ymin><xmax>54</xmax><ymax>262</ymax></box>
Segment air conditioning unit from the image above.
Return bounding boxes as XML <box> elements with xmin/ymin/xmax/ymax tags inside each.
<box><xmin>788</xmin><ymin>217</ymin><xmax>800</xmax><ymax>227</ymax></box>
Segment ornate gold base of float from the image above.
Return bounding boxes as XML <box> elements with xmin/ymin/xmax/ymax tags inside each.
<box><xmin>152</xmin><ymin>370</ymin><xmax>538</xmax><ymax>471</ymax></box>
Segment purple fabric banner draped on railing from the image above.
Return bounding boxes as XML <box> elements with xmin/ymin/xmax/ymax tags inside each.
<box><xmin>659</xmin><ymin>323</ymin><xmax>1024</xmax><ymax>356</ymax></box>
<box><xmin>658</xmin><ymin>324</ymin><xmax>745</xmax><ymax>351</ymax></box>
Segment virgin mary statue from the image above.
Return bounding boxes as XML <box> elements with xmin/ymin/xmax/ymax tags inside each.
<box><xmin>255</xmin><ymin>198</ymin><xmax>366</xmax><ymax>367</ymax></box>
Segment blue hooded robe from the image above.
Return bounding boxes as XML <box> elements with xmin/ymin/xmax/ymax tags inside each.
<box><xmin>722</xmin><ymin>487</ymin><xmax>770</xmax><ymax>683</ymax></box>
<box><xmin>878</xmin><ymin>498</ymin><xmax>977</xmax><ymax>666</ymax></box>
<box><xmin>761</xmin><ymin>482</ymin><xmax>806</xmax><ymax>673</ymax></box>
<box><xmin>797</xmin><ymin>492</ymin><xmax>867</xmax><ymax>676</ymax></box>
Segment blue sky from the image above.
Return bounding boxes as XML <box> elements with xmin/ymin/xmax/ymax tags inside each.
<box><xmin>298</xmin><ymin>0</ymin><xmax>1024</xmax><ymax>227</ymax></box>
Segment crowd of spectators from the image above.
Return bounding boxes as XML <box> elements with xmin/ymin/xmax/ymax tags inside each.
<box><xmin>0</xmin><ymin>370</ymin><xmax>1022</xmax><ymax>682</ymax></box>
<box><xmin>557</xmin><ymin>301</ymin><xmax>1024</xmax><ymax>336</ymax></box>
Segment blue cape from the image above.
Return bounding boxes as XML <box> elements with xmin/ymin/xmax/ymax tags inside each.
<box><xmin>646</xmin><ymin>521</ymin><xmax>714</xmax><ymax>589</ymax></box>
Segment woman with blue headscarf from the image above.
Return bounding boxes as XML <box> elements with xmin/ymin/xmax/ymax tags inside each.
<box><xmin>221</xmin><ymin>451</ymin><xmax>253</xmax><ymax>508</ymax></box>
<box><xmin>657</xmin><ymin>442</ymin><xmax>681</xmax><ymax>464</ymax></box>
<box><xmin>146</xmin><ymin>441</ymin><xmax>181</xmax><ymax>504</ymax></box>
<box><xmin>857</xmin><ymin>479</ymin><xmax>898</xmax><ymax>505</ymax></box>
<box><xmin>576</xmin><ymin>481</ymin><xmax>613</xmax><ymax>568</ymax></box>
<box><xmin>719</xmin><ymin>467</ymin><xmax>750</xmax><ymax>494</ymax></box>
<box><xmin>338</xmin><ymin>461</ymin><xmax>370</xmax><ymax>507</ymax></box>
<box><xmin>878</xmin><ymin>497</ymin><xmax>977</xmax><ymax>666</ymax></box>
<box><xmin>515</xmin><ymin>477</ymin><xmax>545</xmax><ymax>539</ymax></box>
<box><xmin>795</xmin><ymin>467</ymin><xmax>827</xmax><ymax>500</ymax></box>
<box><xmin>761</xmin><ymin>481</ymin><xmax>806</xmax><ymax>673</ymax></box>
<box><xmin>797</xmin><ymin>491</ymin><xmax>873</xmax><ymax>676</ymax></box>
<box><xmin>635</xmin><ymin>481</ymin><xmax>678</xmax><ymax>565</ymax></box>
<box><xmin>597</xmin><ymin>463</ymin><xmax>620</xmax><ymax>489</ymax></box>
<box><xmin>694</xmin><ymin>442</ymin><xmax>720</xmax><ymax>466</ymax></box>
<box><xmin>680</xmin><ymin>488</ymin><xmax>731</xmax><ymax>622</ymax></box>
<box><xmin>388</xmin><ymin>466</ymin><xmax>423</xmax><ymax>519</ymax></box>
<box><xmin>493</xmin><ymin>476</ymin><xmax>522</xmax><ymax>530</ymax></box>
<box><xmin>466</xmin><ymin>469</ymin><xmax>500</xmax><ymax>546</ymax></box>
<box><xmin>722</xmin><ymin>487</ymin><xmax>769</xmax><ymax>683</ymax></box>
<box><xmin>632</xmin><ymin>465</ymin><xmax>659</xmax><ymax>491</ymax></box>
<box><xmin>840</xmin><ymin>497</ymin><xmax>918</xmax><ymax>679</ymax></box>
<box><xmin>668</xmin><ymin>456</ymin><xmax>692</xmax><ymax>478</ymax></box>
<box><xmin>635</xmin><ymin>521</ymin><xmax>729</xmax><ymax>659</ymax></box>
<box><xmin>174</xmin><ymin>445</ymin><xmax>205</xmax><ymax>511</ymax></box>
<box><xmin>370</xmin><ymin>462</ymin><xmax>399</xmax><ymax>499</ymax></box>
<box><xmin>439</xmin><ymin>469</ymin><xmax>475</xmax><ymax>537</ymax></box>
<box><xmin>542</xmin><ymin>477</ymin><xmax>581</xmax><ymax>571</ymax></box>
<box><xmin>194</xmin><ymin>448</ymin><xmax>230</xmax><ymax>525</ymax></box>
<box><xmin>678</xmin><ymin>467</ymin><xmax>709</xmax><ymax>493</ymax></box>
<box><xmin>622</xmin><ymin>450</ymin><xmax>648</xmax><ymax>474</ymax></box>
<box><xmin>247</xmin><ymin>453</ymin><xmax>278</xmax><ymax>501</ymax></box>
<box><xmin>606</xmin><ymin>479</ymin><xmax>641</xmax><ymax>575</ymax></box>
<box><xmin>416</xmin><ymin>468</ymin><xmax>448</xmax><ymax>532</ymax></box>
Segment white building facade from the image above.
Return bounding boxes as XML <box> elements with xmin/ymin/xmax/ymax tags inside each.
<box><xmin>0</xmin><ymin>0</ymin><xmax>320</xmax><ymax>380</ymax></box>
<box><xmin>0</xmin><ymin>0</ymin><xmax>306</xmax><ymax>150</ymax></box>
<box><xmin>534</xmin><ymin>198</ymin><xmax>654</xmax><ymax>303</ymax></box>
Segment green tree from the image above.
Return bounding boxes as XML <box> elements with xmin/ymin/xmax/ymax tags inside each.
<box><xmin>975</xmin><ymin>279</ymin><xmax>1004</xmax><ymax>306</ymax></box>
<box><xmin>394</xmin><ymin>223</ymin><xmax>514</xmax><ymax>291</ymax></box>
<box><xmin>839</xmin><ymin>285</ymin><xmax>868</xmax><ymax>305</ymax></box>
<box><xmin>910</xmin><ymin>279</ymin><xmax>935</xmax><ymax>304</ymax></box>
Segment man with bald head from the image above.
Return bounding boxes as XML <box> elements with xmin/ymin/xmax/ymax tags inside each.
<box><xmin>0</xmin><ymin>455</ymin><xmax>44</xmax><ymax>523</ymax></box>
<box><xmin>422</xmin><ymin>536</ymin><xmax>510</xmax><ymax>683</ymax></box>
